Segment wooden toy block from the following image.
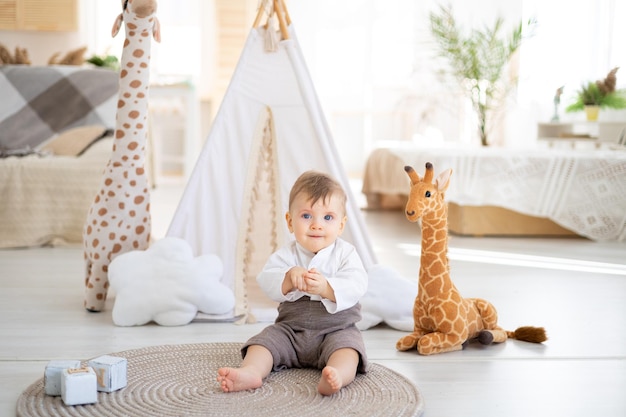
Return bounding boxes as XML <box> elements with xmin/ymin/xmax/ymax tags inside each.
<box><xmin>44</xmin><ymin>360</ymin><xmax>82</xmax><ymax>396</ymax></box>
<box><xmin>88</xmin><ymin>355</ymin><xmax>128</xmax><ymax>392</ymax></box>
<box><xmin>61</xmin><ymin>367</ymin><xmax>98</xmax><ymax>406</ymax></box>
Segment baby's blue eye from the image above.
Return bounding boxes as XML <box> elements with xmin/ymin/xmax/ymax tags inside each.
<box><xmin>324</xmin><ymin>214</ymin><xmax>333</xmax><ymax>221</ymax></box>
<box><xmin>302</xmin><ymin>213</ymin><xmax>311</xmax><ymax>219</ymax></box>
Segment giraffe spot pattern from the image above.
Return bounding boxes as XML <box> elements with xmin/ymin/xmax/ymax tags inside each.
<box><xmin>83</xmin><ymin>3</ymin><xmax>155</xmax><ymax>312</ymax></box>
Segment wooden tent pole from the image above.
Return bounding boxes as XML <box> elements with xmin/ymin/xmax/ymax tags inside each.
<box><xmin>252</xmin><ymin>0</ymin><xmax>268</xmax><ymax>28</ymax></box>
<box><xmin>279</xmin><ymin>0</ymin><xmax>291</xmax><ymax>25</ymax></box>
<box><xmin>274</xmin><ymin>0</ymin><xmax>289</xmax><ymax>40</ymax></box>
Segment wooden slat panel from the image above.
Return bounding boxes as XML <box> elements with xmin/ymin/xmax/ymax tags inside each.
<box><xmin>21</xmin><ymin>0</ymin><xmax>77</xmax><ymax>31</ymax></box>
<box><xmin>0</xmin><ymin>0</ymin><xmax>77</xmax><ymax>31</ymax></box>
<box><xmin>0</xmin><ymin>0</ymin><xmax>18</xmax><ymax>29</ymax></box>
<box><xmin>211</xmin><ymin>0</ymin><xmax>257</xmax><ymax>111</ymax></box>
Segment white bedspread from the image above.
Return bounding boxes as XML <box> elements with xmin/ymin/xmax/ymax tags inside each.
<box><xmin>0</xmin><ymin>138</ymin><xmax>112</xmax><ymax>248</ymax></box>
<box><xmin>362</xmin><ymin>143</ymin><xmax>626</xmax><ymax>241</ymax></box>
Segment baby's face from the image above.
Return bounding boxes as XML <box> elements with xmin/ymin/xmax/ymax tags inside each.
<box><xmin>286</xmin><ymin>192</ymin><xmax>346</xmax><ymax>254</ymax></box>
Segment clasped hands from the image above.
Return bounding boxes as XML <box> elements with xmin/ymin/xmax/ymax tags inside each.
<box><xmin>283</xmin><ymin>266</ymin><xmax>335</xmax><ymax>301</ymax></box>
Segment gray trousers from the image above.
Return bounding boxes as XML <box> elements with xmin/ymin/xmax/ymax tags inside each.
<box><xmin>242</xmin><ymin>296</ymin><xmax>368</xmax><ymax>373</ymax></box>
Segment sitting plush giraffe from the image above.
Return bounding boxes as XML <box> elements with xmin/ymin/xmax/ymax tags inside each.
<box><xmin>83</xmin><ymin>0</ymin><xmax>160</xmax><ymax>312</ymax></box>
<box><xmin>396</xmin><ymin>163</ymin><xmax>547</xmax><ymax>355</ymax></box>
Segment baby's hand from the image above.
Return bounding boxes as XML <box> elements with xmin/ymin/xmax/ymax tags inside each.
<box><xmin>284</xmin><ymin>266</ymin><xmax>308</xmax><ymax>293</ymax></box>
<box><xmin>304</xmin><ymin>268</ymin><xmax>333</xmax><ymax>299</ymax></box>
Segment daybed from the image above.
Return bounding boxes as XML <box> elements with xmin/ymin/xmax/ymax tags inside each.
<box><xmin>0</xmin><ymin>65</ymin><xmax>118</xmax><ymax>248</ymax></box>
<box><xmin>362</xmin><ymin>142</ymin><xmax>626</xmax><ymax>241</ymax></box>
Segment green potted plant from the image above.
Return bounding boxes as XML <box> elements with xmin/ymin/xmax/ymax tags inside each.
<box><xmin>429</xmin><ymin>4</ymin><xmax>536</xmax><ymax>146</ymax></box>
<box><xmin>86</xmin><ymin>54</ymin><xmax>120</xmax><ymax>71</ymax></box>
<box><xmin>565</xmin><ymin>67</ymin><xmax>626</xmax><ymax>121</ymax></box>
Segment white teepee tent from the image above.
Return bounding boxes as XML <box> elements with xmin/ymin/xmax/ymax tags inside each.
<box><xmin>167</xmin><ymin>0</ymin><xmax>377</xmax><ymax>322</ymax></box>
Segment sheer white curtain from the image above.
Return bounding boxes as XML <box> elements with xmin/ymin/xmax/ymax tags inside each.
<box><xmin>518</xmin><ymin>0</ymin><xmax>626</xmax><ymax>127</ymax></box>
<box><xmin>290</xmin><ymin>0</ymin><xmax>625</xmax><ymax>148</ymax></box>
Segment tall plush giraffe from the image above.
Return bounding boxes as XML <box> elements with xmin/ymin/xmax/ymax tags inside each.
<box><xmin>83</xmin><ymin>0</ymin><xmax>160</xmax><ymax>312</ymax></box>
<box><xmin>396</xmin><ymin>163</ymin><xmax>546</xmax><ymax>355</ymax></box>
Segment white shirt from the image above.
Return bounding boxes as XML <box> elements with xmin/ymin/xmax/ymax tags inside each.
<box><xmin>256</xmin><ymin>238</ymin><xmax>368</xmax><ymax>314</ymax></box>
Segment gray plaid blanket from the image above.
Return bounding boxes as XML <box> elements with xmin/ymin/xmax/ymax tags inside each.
<box><xmin>0</xmin><ymin>65</ymin><xmax>118</xmax><ymax>152</ymax></box>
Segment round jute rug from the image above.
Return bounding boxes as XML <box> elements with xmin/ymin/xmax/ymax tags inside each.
<box><xmin>17</xmin><ymin>342</ymin><xmax>424</xmax><ymax>417</ymax></box>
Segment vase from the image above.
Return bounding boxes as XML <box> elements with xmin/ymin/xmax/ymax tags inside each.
<box><xmin>584</xmin><ymin>105</ymin><xmax>600</xmax><ymax>121</ymax></box>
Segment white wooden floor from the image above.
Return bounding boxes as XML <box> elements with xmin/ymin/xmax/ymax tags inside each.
<box><xmin>1</xmin><ymin>181</ymin><xmax>625</xmax><ymax>417</ymax></box>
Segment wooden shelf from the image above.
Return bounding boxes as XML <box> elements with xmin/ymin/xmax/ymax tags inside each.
<box><xmin>537</xmin><ymin>121</ymin><xmax>626</xmax><ymax>148</ymax></box>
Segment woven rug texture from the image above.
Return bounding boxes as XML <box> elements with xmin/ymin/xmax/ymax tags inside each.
<box><xmin>17</xmin><ymin>342</ymin><xmax>424</xmax><ymax>417</ymax></box>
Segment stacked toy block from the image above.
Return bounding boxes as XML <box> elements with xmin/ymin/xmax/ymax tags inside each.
<box><xmin>44</xmin><ymin>355</ymin><xmax>127</xmax><ymax>406</ymax></box>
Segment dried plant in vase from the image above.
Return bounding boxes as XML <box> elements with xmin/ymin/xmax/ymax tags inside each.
<box><xmin>565</xmin><ymin>67</ymin><xmax>626</xmax><ymax>121</ymax></box>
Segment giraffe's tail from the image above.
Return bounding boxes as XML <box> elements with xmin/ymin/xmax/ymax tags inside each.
<box><xmin>506</xmin><ymin>326</ymin><xmax>548</xmax><ymax>343</ymax></box>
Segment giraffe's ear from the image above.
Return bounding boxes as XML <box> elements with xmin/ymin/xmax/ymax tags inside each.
<box><xmin>435</xmin><ymin>169</ymin><xmax>452</xmax><ymax>193</ymax></box>
<box><xmin>112</xmin><ymin>13</ymin><xmax>123</xmax><ymax>37</ymax></box>
<box><xmin>152</xmin><ymin>17</ymin><xmax>162</xmax><ymax>43</ymax></box>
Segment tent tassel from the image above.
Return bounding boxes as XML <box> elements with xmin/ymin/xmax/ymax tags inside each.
<box><xmin>264</xmin><ymin>15</ymin><xmax>280</xmax><ymax>52</ymax></box>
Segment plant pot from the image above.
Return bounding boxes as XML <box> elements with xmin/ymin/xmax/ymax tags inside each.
<box><xmin>584</xmin><ymin>105</ymin><xmax>600</xmax><ymax>121</ymax></box>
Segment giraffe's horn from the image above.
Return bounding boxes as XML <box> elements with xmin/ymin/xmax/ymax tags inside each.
<box><xmin>423</xmin><ymin>162</ymin><xmax>434</xmax><ymax>184</ymax></box>
<box><xmin>404</xmin><ymin>166</ymin><xmax>420</xmax><ymax>185</ymax></box>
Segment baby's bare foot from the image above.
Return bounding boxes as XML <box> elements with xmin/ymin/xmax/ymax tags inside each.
<box><xmin>217</xmin><ymin>367</ymin><xmax>263</xmax><ymax>393</ymax></box>
<box><xmin>318</xmin><ymin>366</ymin><xmax>342</xmax><ymax>396</ymax></box>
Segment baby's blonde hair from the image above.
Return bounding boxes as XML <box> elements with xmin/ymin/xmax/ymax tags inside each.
<box><xmin>288</xmin><ymin>171</ymin><xmax>346</xmax><ymax>213</ymax></box>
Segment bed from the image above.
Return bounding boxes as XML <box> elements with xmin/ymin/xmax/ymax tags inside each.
<box><xmin>0</xmin><ymin>65</ymin><xmax>118</xmax><ymax>248</ymax></box>
<box><xmin>362</xmin><ymin>142</ymin><xmax>626</xmax><ymax>241</ymax></box>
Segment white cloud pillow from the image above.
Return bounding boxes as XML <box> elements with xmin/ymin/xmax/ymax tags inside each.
<box><xmin>109</xmin><ymin>237</ymin><xmax>235</xmax><ymax>326</ymax></box>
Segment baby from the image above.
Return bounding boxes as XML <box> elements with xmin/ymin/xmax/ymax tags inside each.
<box><xmin>217</xmin><ymin>170</ymin><xmax>368</xmax><ymax>395</ymax></box>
